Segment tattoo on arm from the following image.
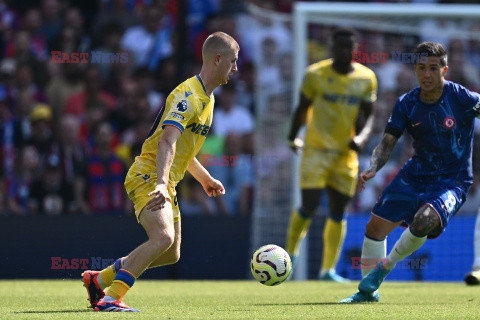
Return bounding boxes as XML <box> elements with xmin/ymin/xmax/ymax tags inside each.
<box><xmin>370</xmin><ymin>133</ymin><xmax>398</xmax><ymax>172</ymax></box>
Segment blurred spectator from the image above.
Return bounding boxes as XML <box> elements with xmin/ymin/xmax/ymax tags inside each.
<box><xmin>63</xmin><ymin>65</ymin><xmax>117</xmax><ymax>116</ymax></box>
<box><xmin>95</xmin><ymin>20</ymin><xmax>131</xmax><ymax>84</ymax></box>
<box><xmin>120</xmin><ymin>5</ymin><xmax>173</xmax><ymax>68</ymax></box>
<box><xmin>93</xmin><ymin>0</ymin><xmax>140</xmax><ymax>45</ymax></box>
<box><xmin>6</xmin><ymin>31</ymin><xmax>49</xmax><ymax>89</ymax></box>
<box><xmin>446</xmin><ymin>38</ymin><xmax>480</xmax><ymax>90</ymax></box>
<box><xmin>466</xmin><ymin>23</ymin><xmax>480</xmax><ymax>67</ymax></box>
<box><xmin>28</xmin><ymin>153</ymin><xmax>76</xmax><ymax>215</ymax></box>
<box><xmin>110</xmin><ymin>79</ymin><xmax>140</xmax><ymax>134</ymax></box>
<box><xmin>13</xmin><ymin>64</ymin><xmax>46</xmax><ymax>103</ymax></box>
<box><xmin>28</xmin><ymin>103</ymin><xmax>60</xmax><ymax>168</ymax></box>
<box><xmin>21</xmin><ymin>8</ymin><xmax>48</xmax><ymax>61</ymax></box>
<box><xmin>237</xmin><ymin>2</ymin><xmax>291</xmax><ymax>63</ymax></box>
<box><xmin>62</xmin><ymin>7</ymin><xmax>91</xmax><ymax>53</ymax></box>
<box><xmin>82</xmin><ymin>121</ymin><xmax>127</xmax><ymax>215</ymax></box>
<box><xmin>131</xmin><ymin>67</ymin><xmax>162</xmax><ymax>113</ymax></box>
<box><xmin>82</xmin><ymin>97</ymin><xmax>112</xmax><ymax>149</ymax></box>
<box><xmin>58</xmin><ymin>115</ymin><xmax>87</xmax><ymax>189</ymax></box>
<box><xmin>40</xmin><ymin>0</ymin><xmax>62</xmax><ymax>47</ymax></box>
<box><xmin>235</xmin><ymin>60</ymin><xmax>255</xmax><ymax>113</ymax></box>
<box><xmin>13</xmin><ymin>90</ymin><xmax>35</xmax><ymax>149</ymax></box>
<box><xmin>255</xmin><ymin>37</ymin><xmax>283</xmax><ymax>113</ymax></box>
<box><xmin>213</xmin><ymin>82</ymin><xmax>254</xmax><ymax>137</ymax></box>
<box><xmin>154</xmin><ymin>56</ymin><xmax>177</xmax><ymax>97</ymax></box>
<box><xmin>45</xmin><ymin>63</ymin><xmax>84</xmax><ymax>130</ymax></box>
<box><xmin>0</xmin><ymin>86</ymin><xmax>15</xmax><ymax>180</ymax></box>
<box><xmin>5</xmin><ymin>145</ymin><xmax>40</xmax><ymax>215</ymax></box>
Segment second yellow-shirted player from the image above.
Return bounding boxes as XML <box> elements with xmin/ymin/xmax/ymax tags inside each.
<box><xmin>286</xmin><ymin>28</ymin><xmax>377</xmax><ymax>282</ymax></box>
<box><xmin>81</xmin><ymin>31</ymin><xmax>240</xmax><ymax>312</ymax></box>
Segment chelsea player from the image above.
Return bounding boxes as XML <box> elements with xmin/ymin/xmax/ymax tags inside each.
<box><xmin>341</xmin><ymin>42</ymin><xmax>480</xmax><ymax>303</ymax></box>
<box><xmin>81</xmin><ymin>32</ymin><xmax>239</xmax><ymax>311</ymax></box>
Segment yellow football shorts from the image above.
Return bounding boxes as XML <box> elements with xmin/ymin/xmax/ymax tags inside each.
<box><xmin>300</xmin><ymin>146</ymin><xmax>358</xmax><ymax>197</ymax></box>
<box><xmin>124</xmin><ymin>169</ymin><xmax>180</xmax><ymax>222</ymax></box>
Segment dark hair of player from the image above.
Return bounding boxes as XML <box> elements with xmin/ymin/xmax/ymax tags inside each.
<box><xmin>414</xmin><ymin>41</ymin><xmax>448</xmax><ymax>67</ymax></box>
<box><xmin>332</xmin><ymin>27</ymin><xmax>359</xmax><ymax>43</ymax></box>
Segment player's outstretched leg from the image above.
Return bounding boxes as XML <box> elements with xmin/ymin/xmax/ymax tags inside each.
<box><xmin>339</xmin><ymin>290</ymin><xmax>380</xmax><ymax>303</ymax></box>
<box><xmin>81</xmin><ymin>270</ymin><xmax>105</xmax><ymax>307</ymax></box>
<box><xmin>359</xmin><ymin>227</ymin><xmax>427</xmax><ymax>293</ymax></box>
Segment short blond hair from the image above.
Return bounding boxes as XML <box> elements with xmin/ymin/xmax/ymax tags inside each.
<box><xmin>202</xmin><ymin>32</ymin><xmax>239</xmax><ymax>60</ymax></box>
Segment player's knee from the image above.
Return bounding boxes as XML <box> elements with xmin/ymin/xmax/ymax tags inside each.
<box><xmin>411</xmin><ymin>209</ymin><xmax>439</xmax><ymax>237</ymax></box>
<box><xmin>150</xmin><ymin>231</ymin><xmax>175</xmax><ymax>254</ymax></box>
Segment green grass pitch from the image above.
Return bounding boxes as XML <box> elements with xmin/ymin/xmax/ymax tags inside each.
<box><xmin>1</xmin><ymin>280</ymin><xmax>479</xmax><ymax>319</ymax></box>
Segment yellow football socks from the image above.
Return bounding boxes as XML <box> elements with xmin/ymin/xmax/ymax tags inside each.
<box><xmin>105</xmin><ymin>269</ymin><xmax>136</xmax><ymax>301</ymax></box>
<box><xmin>99</xmin><ymin>257</ymin><xmax>123</xmax><ymax>288</ymax></box>
<box><xmin>321</xmin><ymin>218</ymin><xmax>347</xmax><ymax>272</ymax></box>
<box><xmin>286</xmin><ymin>209</ymin><xmax>312</xmax><ymax>256</ymax></box>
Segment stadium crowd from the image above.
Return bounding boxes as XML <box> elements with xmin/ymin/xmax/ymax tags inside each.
<box><xmin>0</xmin><ymin>0</ymin><xmax>479</xmax><ymax>216</ymax></box>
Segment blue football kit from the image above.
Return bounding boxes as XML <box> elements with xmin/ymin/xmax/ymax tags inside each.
<box><xmin>372</xmin><ymin>81</ymin><xmax>480</xmax><ymax>237</ymax></box>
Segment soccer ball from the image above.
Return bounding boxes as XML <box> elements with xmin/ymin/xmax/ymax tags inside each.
<box><xmin>250</xmin><ymin>244</ymin><xmax>292</xmax><ymax>286</ymax></box>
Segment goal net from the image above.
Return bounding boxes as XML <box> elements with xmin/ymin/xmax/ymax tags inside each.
<box><xmin>248</xmin><ymin>1</ymin><xmax>480</xmax><ymax>281</ymax></box>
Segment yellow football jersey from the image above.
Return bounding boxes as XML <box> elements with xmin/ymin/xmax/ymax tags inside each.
<box><xmin>301</xmin><ymin>59</ymin><xmax>377</xmax><ymax>151</ymax></box>
<box><xmin>130</xmin><ymin>75</ymin><xmax>214</xmax><ymax>187</ymax></box>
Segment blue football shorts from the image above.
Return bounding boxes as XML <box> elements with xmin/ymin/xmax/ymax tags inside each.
<box><xmin>371</xmin><ymin>173</ymin><xmax>469</xmax><ymax>238</ymax></box>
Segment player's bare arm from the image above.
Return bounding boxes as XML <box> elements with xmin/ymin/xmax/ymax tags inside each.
<box><xmin>351</xmin><ymin>101</ymin><xmax>375</xmax><ymax>151</ymax></box>
<box><xmin>358</xmin><ymin>132</ymin><xmax>398</xmax><ymax>191</ymax></box>
<box><xmin>287</xmin><ymin>93</ymin><xmax>311</xmax><ymax>153</ymax></box>
<box><xmin>146</xmin><ymin>125</ymin><xmax>182</xmax><ymax>211</ymax></box>
<box><xmin>187</xmin><ymin>157</ymin><xmax>225</xmax><ymax>197</ymax></box>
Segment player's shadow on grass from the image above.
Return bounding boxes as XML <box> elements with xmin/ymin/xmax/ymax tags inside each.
<box><xmin>15</xmin><ymin>309</ymin><xmax>90</xmax><ymax>314</ymax></box>
<box><xmin>255</xmin><ymin>302</ymin><xmax>349</xmax><ymax>306</ymax></box>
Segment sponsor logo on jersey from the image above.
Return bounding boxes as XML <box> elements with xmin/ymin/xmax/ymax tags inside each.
<box><xmin>170</xmin><ymin>112</ymin><xmax>185</xmax><ymax>121</ymax></box>
<box><xmin>323</xmin><ymin>93</ymin><xmax>360</xmax><ymax>105</ymax></box>
<box><xmin>185</xmin><ymin>122</ymin><xmax>210</xmax><ymax>136</ymax></box>
<box><xmin>176</xmin><ymin>100</ymin><xmax>188</xmax><ymax>112</ymax></box>
<box><xmin>411</xmin><ymin>122</ymin><xmax>422</xmax><ymax>127</ymax></box>
<box><xmin>443</xmin><ymin>116</ymin><xmax>456</xmax><ymax>130</ymax></box>
<box><xmin>202</xmin><ymin>102</ymin><xmax>206</xmax><ymax>110</ymax></box>
<box><xmin>185</xmin><ymin>91</ymin><xmax>192</xmax><ymax>98</ymax></box>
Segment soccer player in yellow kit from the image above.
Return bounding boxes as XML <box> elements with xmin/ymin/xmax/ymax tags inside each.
<box><xmin>286</xmin><ymin>28</ymin><xmax>377</xmax><ymax>282</ymax></box>
<box><xmin>81</xmin><ymin>32</ymin><xmax>239</xmax><ymax>312</ymax></box>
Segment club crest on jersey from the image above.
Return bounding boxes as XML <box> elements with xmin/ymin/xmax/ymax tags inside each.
<box><xmin>176</xmin><ymin>100</ymin><xmax>188</xmax><ymax>112</ymax></box>
<box><xmin>443</xmin><ymin>116</ymin><xmax>456</xmax><ymax>130</ymax></box>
